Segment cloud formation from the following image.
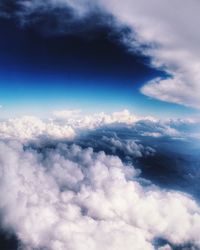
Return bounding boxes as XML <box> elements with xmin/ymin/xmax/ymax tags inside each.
<box><xmin>0</xmin><ymin>110</ymin><xmax>144</xmax><ymax>141</ymax></box>
<box><xmin>0</xmin><ymin>110</ymin><xmax>199</xmax><ymax>249</ymax></box>
<box><xmin>0</xmin><ymin>110</ymin><xmax>197</xmax><ymax>142</ymax></box>
<box><xmin>0</xmin><ymin>116</ymin><xmax>75</xmax><ymax>141</ymax></box>
<box><xmin>0</xmin><ymin>141</ymin><xmax>200</xmax><ymax>250</ymax></box>
<box><xmin>100</xmin><ymin>0</ymin><xmax>200</xmax><ymax>108</ymax></box>
<box><xmin>102</xmin><ymin>135</ymin><xmax>156</xmax><ymax>158</ymax></box>
<box><xmin>0</xmin><ymin>109</ymin><xmax>194</xmax><ymax>143</ymax></box>
<box><xmin>1</xmin><ymin>0</ymin><xmax>200</xmax><ymax>108</ymax></box>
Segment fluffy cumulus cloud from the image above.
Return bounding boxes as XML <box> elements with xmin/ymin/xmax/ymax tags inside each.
<box><xmin>102</xmin><ymin>135</ymin><xmax>155</xmax><ymax>158</ymax></box>
<box><xmin>53</xmin><ymin>109</ymin><xmax>145</xmax><ymax>129</ymax></box>
<box><xmin>0</xmin><ymin>110</ymin><xmax>199</xmax><ymax>249</ymax></box>
<box><xmin>0</xmin><ymin>109</ymin><xmax>197</xmax><ymax>142</ymax></box>
<box><xmin>0</xmin><ymin>110</ymin><xmax>143</xmax><ymax>141</ymax></box>
<box><xmin>0</xmin><ymin>141</ymin><xmax>200</xmax><ymax>250</ymax></box>
<box><xmin>0</xmin><ymin>109</ymin><xmax>194</xmax><ymax>141</ymax></box>
<box><xmin>0</xmin><ymin>116</ymin><xmax>75</xmax><ymax>141</ymax></box>
<box><xmin>1</xmin><ymin>0</ymin><xmax>200</xmax><ymax>108</ymax></box>
<box><xmin>99</xmin><ymin>0</ymin><xmax>200</xmax><ymax>109</ymax></box>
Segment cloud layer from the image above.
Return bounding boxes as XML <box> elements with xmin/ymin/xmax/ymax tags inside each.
<box><xmin>0</xmin><ymin>141</ymin><xmax>200</xmax><ymax>250</ymax></box>
<box><xmin>0</xmin><ymin>110</ymin><xmax>199</xmax><ymax>249</ymax></box>
<box><xmin>0</xmin><ymin>110</ymin><xmax>143</xmax><ymax>141</ymax></box>
<box><xmin>0</xmin><ymin>110</ymin><xmax>195</xmax><ymax>141</ymax></box>
<box><xmin>1</xmin><ymin>0</ymin><xmax>200</xmax><ymax>108</ymax></box>
<box><xmin>0</xmin><ymin>116</ymin><xmax>75</xmax><ymax>141</ymax></box>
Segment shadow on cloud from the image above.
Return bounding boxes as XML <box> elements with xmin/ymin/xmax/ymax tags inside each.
<box><xmin>0</xmin><ymin>110</ymin><xmax>200</xmax><ymax>249</ymax></box>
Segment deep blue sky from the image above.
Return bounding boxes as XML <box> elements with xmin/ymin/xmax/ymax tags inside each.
<box><xmin>0</xmin><ymin>14</ymin><xmax>197</xmax><ymax>118</ymax></box>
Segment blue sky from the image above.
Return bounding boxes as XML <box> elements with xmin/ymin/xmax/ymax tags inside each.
<box><xmin>0</xmin><ymin>72</ymin><xmax>196</xmax><ymax>118</ymax></box>
<box><xmin>0</xmin><ymin>6</ymin><xmax>199</xmax><ymax>118</ymax></box>
<box><xmin>0</xmin><ymin>2</ymin><xmax>200</xmax><ymax>250</ymax></box>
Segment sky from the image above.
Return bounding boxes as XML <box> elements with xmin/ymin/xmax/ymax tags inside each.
<box><xmin>1</xmin><ymin>2</ymin><xmax>200</xmax><ymax>250</ymax></box>
<box><xmin>0</xmin><ymin>0</ymin><xmax>199</xmax><ymax>118</ymax></box>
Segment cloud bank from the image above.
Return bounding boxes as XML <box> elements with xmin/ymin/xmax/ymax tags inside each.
<box><xmin>101</xmin><ymin>0</ymin><xmax>200</xmax><ymax>109</ymax></box>
<box><xmin>1</xmin><ymin>0</ymin><xmax>199</xmax><ymax>108</ymax></box>
<box><xmin>0</xmin><ymin>109</ymin><xmax>143</xmax><ymax>141</ymax></box>
<box><xmin>0</xmin><ymin>116</ymin><xmax>75</xmax><ymax>141</ymax></box>
<box><xmin>0</xmin><ymin>109</ymin><xmax>195</xmax><ymax>141</ymax></box>
<box><xmin>0</xmin><ymin>141</ymin><xmax>200</xmax><ymax>250</ymax></box>
<box><xmin>0</xmin><ymin>110</ymin><xmax>199</xmax><ymax>249</ymax></box>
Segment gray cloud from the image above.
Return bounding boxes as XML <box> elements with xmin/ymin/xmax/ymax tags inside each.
<box><xmin>102</xmin><ymin>135</ymin><xmax>155</xmax><ymax>158</ymax></box>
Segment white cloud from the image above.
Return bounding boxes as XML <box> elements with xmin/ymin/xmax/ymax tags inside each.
<box><xmin>0</xmin><ymin>110</ymin><xmax>144</xmax><ymax>141</ymax></box>
<box><xmin>139</xmin><ymin>120</ymin><xmax>181</xmax><ymax>138</ymax></box>
<box><xmin>5</xmin><ymin>0</ymin><xmax>200</xmax><ymax>108</ymax></box>
<box><xmin>0</xmin><ymin>110</ymin><xmax>196</xmax><ymax>141</ymax></box>
<box><xmin>63</xmin><ymin>109</ymin><xmax>157</xmax><ymax>130</ymax></box>
<box><xmin>53</xmin><ymin>109</ymin><xmax>81</xmax><ymax>120</ymax></box>
<box><xmin>158</xmin><ymin>245</ymin><xmax>172</xmax><ymax>250</ymax></box>
<box><xmin>97</xmin><ymin>0</ymin><xmax>200</xmax><ymax>108</ymax></box>
<box><xmin>0</xmin><ymin>141</ymin><xmax>199</xmax><ymax>250</ymax></box>
<box><xmin>0</xmin><ymin>116</ymin><xmax>75</xmax><ymax>141</ymax></box>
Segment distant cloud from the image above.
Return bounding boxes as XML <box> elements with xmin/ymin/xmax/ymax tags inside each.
<box><xmin>102</xmin><ymin>135</ymin><xmax>156</xmax><ymax>158</ymax></box>
<box><xmin>0</xmin><ymin>141</ymin><xmax>199</xmax><ymax>250</ymax></box>
<box><xmin>0</xmin><ymin>110</ymin><xmax>197</xmax><ymax>141</ymax></box>
<box><xmin>1</xmin><ymin>0</ymin><xmax>200</xmax><ymax>108</ymax></box>
<box><xmin>0</xmin><ymin>109</ymin><xmax>144</xmax><ymax>141</ymax></box>
<box><xmin>0</xmin><ymin>116</ymin><xmax>75</xmax><ymax>141</ymax></box>
<box><xmin>53</xmin><ymin>109</ymin><xmax>81</xmax><ymax>120</ymax></box>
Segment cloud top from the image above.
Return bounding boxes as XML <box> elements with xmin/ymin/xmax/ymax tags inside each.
<box><xmin>0</xmin><ymin>110</ymin><xmax>199</xmax><ymax>249</ymax></box>
<box><xmin>0</xmin><ymin>141</ymin><xmax>200</xmax><ymax>250</ymax></box>
<box><xmin>0</xmin><ymin>109</ymin><xmax>196</xmax><ymax>141</ymax></box>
